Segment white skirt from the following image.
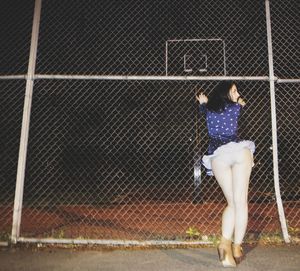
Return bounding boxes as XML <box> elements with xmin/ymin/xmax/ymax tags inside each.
<box><xmin>202</xmin><ymin>140</ymin><xmax>255</xmax><ymax>176</ymax></box>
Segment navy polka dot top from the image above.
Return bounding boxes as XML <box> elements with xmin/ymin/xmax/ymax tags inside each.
<box><xmin>199</xmin><ymin>103</ymin><xmax>242</xmax><ymax>155</ymax></box>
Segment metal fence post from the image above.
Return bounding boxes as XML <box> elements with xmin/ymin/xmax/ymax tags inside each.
<box><xmin>11</xmin><ymin>0</ymin><xmax>42</xmax><ymax>243</ymax></box>
<box><xmin>265</xmin><ymin>0</ymin><xmax>290</xmax><ymax>243</ymax></box>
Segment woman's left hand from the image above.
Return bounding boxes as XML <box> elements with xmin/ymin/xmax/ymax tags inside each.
<box><xmin>196</xmin><ymin>93</ymin><xmax>208</xmax><ymax>104</ymax></box>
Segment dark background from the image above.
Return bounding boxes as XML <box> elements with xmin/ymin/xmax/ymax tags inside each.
<box><xmin>0</xmin><ymin>0</ymin><xmax>299</xmax><ymax>210</ymax></box>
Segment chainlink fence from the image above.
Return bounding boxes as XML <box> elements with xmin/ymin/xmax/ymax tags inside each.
<box><xmin>35</xmin><ymin>0</ymin><xmax>269</xmax><ymax>76</ymax></box>
<box><xmin>270</xmin><ymin>0</ymin><xmax>300</xmax><ymax>79</ymax></box>
<box><xmin>0</xmin><ymin>81</ymin><xmax>25</xmax><ymax>242</ymax></box>
<box><xmin>270</xmin><ymin>0</ymin><xmax>300</xmax><ymax>241</ymax></box>
<box><xmin>0</xmin><ymin>0</ymin><xmax>34</xmax><ymax>75</ymax></box>
<box><xmin>275</xmin><ymin>82</ymin><xmax>300</xmax><ymax>238</ymax></box>
<box><xmin>0</xmin><ymin>0</ymin><xmax>299</xmax><ymax>244</ymax></box>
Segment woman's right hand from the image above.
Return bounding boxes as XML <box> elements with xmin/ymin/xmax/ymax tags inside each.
<box><xmin>196</xmin><ymin>93</ymin><xmax>208</xmax><ymax>104</ymax></box>
<box><xmin>237</xmin><ymin>96</ymin><xmax>246</xmax><ymax>107</ymax></box>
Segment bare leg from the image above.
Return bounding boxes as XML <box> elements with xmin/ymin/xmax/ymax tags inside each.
<box><xmin>232</xmin><ymin>148</ymin><xmax>253</xmax><ymax>244</ymax></box>
<box><xmin>211</xmin><ymin>148</ymin><xmax>253</xmax><ymax>266</ymax></box>
<box><xmin>211</xmin><ymin>158</ymin><xmax>234</xmax><ymax>240</ymax></box>
<box><xmin>212</xmin><ymin>157</ymin><xmax>237</xmax><ymax>267</ymax></box>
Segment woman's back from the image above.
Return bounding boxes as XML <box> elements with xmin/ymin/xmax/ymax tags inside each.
<box><xmin>206</xmin><ymin>103</ymin><xmax>241</xmax><ymax>139</ymax></box>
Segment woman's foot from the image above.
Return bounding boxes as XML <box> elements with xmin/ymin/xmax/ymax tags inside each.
<box><xmin>217</xmin><ymin>237</ymin><xmax>236</xmax><ymax>268</ymax></box>
<box><xmin>232</xmin><ymin>244</ymin><xmax>244</xmax><ymax>264</ymax></box>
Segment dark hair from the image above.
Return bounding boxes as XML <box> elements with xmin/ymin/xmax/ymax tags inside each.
<box><xmin>206</xmin><ymin>81</ymin><xmax>236</xmax><ymax>112</ymax></box>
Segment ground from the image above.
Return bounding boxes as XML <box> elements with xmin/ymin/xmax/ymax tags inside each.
<box><xmin>0</xmin><ymin>244</ymin><xmax>299</xmax><ymax>271</ymax></box>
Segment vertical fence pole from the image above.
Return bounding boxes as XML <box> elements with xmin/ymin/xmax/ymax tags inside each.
<box><xmin>11</xmin><ymin>0</ymin><xmax>42</xmax><ymax>243</ymax></box>
<box><xmin>265</xmin><ymin>0</ymin><xmax>290</xmax><ymax>243</ymax></box>
<box><xmin>165</xmin><ymin>41</ymin><xmax>168</xmax><ymax>75</ymax></box>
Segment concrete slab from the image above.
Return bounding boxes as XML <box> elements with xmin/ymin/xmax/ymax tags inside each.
<box><xmin>0</xmin><ymin>245</ymin><xmax>299</xmax><ymax>271</ymax></box>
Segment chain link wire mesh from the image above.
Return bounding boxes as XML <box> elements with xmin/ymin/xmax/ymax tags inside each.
<box><xmin>36</xmin><ymin>0</ymin><xmax>268</xmax><ymax>76</ymax></box>
<box><xmin>0</xmin><ymin>0</ymin><xmax>299</xmax><ymax>243</ymax></box>
<box><xmin>276</xmin><ymin>83</ymin><xmax>300</xmax><ymax>239</ymax></box>
<box><xmin>270</xmin><ymin>0</ymin><xmax>300</xmax><ymax>79</ymax></box>
<box><xmin>271</xmin><ymin>0</ymin><xmax>300</xmax><ymax>241</ymax></box>
<box><xmin>0</xmin><ymin>0</ymin><xmax>34</xmax><ymax>75</ymax></box>
<box><xmin>0</xmin><ymin>80</ymin><xmax>25</xmax><ymax>241</ymax></box>
<box><xmin>18</xmin><ymin>80</ymin><xmax>280</xmax><ymax>241</ymax></box>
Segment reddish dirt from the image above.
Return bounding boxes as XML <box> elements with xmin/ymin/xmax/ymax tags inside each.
<box><xmin>1</xmin><ymin>202</ymin><xmax>299</xmax><ymax>240</ymax></box>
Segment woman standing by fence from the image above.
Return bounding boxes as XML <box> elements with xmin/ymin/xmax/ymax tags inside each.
<box><xmin>196</xmin><ymin>81</ymin><xmax>255</xmax><ymax>267</ymax></box>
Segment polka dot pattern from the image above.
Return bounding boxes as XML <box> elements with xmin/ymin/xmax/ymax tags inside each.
<box><xmin>199</xmin><ymin>103</ymin><xmax>242</xmax><ymax>155</ymax></box>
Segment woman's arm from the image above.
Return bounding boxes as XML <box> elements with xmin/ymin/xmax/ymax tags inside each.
<box><xmin>196</xmin><ymin>93</ymin><xmax>208</xmax><ymax>114</ymax></box>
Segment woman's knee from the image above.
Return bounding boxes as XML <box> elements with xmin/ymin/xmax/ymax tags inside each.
<box><xmin>226</xmin><ymin>201</ymin><xmax>235</xmax><ymax>210</ymax></box>
<box><xmin>233</xmin><ymin>196</ymin><xmax>248</xmax><ymax>208</ymax></box>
